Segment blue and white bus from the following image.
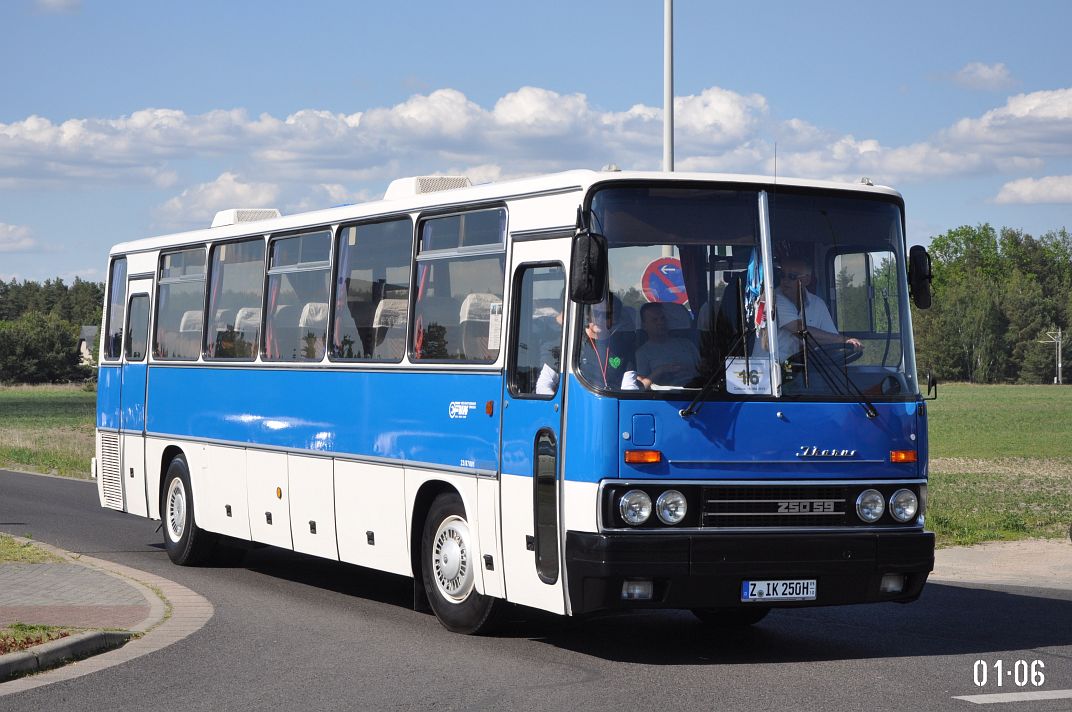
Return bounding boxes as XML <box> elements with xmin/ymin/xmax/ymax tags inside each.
<box><xmin>95</xmin><ymin>169</ymin><xmax>935</xmax><ymax>633</ymax></box>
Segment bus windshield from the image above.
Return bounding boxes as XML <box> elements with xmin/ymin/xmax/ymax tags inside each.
<box><xmin>586</xmin><ymin>185</ymin><xmax>918</xmax><ymax>399</ymax></box>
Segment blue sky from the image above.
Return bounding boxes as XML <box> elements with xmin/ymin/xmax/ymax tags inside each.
<box><xmin>2</xmin><ymin>0</ymin><xmax>1071</xmax><ymax>281</ymax></box>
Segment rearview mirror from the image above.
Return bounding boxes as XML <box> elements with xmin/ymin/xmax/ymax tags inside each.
<box><xmin>569</xmin><ymin>228</ymin><xmax>607</xmax><ymax>304</ymax></box>
<box><xmin>908</xmin><ymin>245</ymin><xmax>932</xmax><ymax>309</ymax></box>
<box><xmin>924</xmin><ymin>371</ymin><xmax>938</xmax><ymax>401</ymax></box>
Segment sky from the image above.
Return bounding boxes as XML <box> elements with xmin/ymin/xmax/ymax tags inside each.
<box><xmin>2</xmin><ymin>0</ymin><xmax>1071</xmax><ymax>282</ymax></box>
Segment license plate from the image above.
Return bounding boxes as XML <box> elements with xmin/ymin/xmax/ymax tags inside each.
<box><xmin>741</xmin><ymin>579</ymin><xmax>817</xmax><ymax>602</ymax></box>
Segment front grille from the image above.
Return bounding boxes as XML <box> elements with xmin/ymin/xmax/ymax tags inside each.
<box><xmin>702</xmin><ymin>485</ymin><xmax>849</xmax><ymax>528</ymax></box>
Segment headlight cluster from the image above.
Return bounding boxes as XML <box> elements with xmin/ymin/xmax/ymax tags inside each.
<box><xmin>855</xmin><ymin>488</ymin><xmax>919</xmax><ymax>523</ymax></box>
<box><xmin>619</xmin><ymin>489</ymin><xmax>688</xmax><ymax>526</ymax></box>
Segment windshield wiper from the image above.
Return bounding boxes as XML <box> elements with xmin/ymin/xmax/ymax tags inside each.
<box><xmin>793</xmin><ymin>281</ymin><xmax>877</xmax><ymax>419</ymax></box>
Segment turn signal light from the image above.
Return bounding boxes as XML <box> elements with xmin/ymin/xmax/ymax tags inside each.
<box><xmin>890</xmin><ymin>450</ymin><xmax>918</xmax><ymax>463</ymax></box>
<box><xmin>624</xmin><ymin>450</ymin><xmax>662</xmax><ymax>464</ymax></box>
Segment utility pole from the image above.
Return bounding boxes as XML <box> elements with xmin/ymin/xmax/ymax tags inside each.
<box><xmin>663</xmin><ymin>0</ymin><xmax>674</xmax><ymax>172</ymax></box>
<box><xmin>1040</xmin><ymin>328</ymin><xmax>1063</xmax><ymax>384</ymax></box>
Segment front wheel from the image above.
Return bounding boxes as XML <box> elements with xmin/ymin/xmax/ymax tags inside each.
<box><xmin>421</xmin><ymin>492</ymin><xmax>501</xmax><ymax>634</ymax></box>
<box><xmin>161</xmin><ymin>454</ymin><xmax>217</xmax><ymax>565</ymax></box>
<box><xmin>691</xmin><ymin>607</ymin><xmax>770</xmax><ymax>628</ymax></box>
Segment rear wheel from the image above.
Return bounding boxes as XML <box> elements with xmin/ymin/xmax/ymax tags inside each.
<box><xmin>161</xmin><ymin>454</ymin><xmax>217</xmax><ymax>565</ymax></box>
<box><xmin>691</xmin><ymin>607</ymin><xmax>770</xmax><ymax>627</ymax></box>
<box><xmin>421</xmin><ymin>492</ymin><xmax>501</xmax><ymax>634</ymax></box>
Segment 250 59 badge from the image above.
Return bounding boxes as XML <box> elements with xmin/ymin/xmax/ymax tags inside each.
<box><xmin>973</xmin><ymin>659</ymin><xmax>1045</xmax><ymax>687</ymax></box>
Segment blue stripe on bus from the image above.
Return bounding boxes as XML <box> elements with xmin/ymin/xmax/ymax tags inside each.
<box><xmin>145</xmin><ymin>366</ymin><xmax>503</xmax><ymax>473</ymax></box>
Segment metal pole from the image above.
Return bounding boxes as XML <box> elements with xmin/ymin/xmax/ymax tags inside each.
<box><xmin>1059</xmin><ymin>327</ymin><xmax>1063</xmax><ymax>385</ymax></box>
<box><xmin>663</xmin><ymin>0</ymin><xmax>674</xmax><ymax>172</ymax></box>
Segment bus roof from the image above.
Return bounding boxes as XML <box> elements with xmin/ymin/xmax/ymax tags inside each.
<box><xmin>109</xmin><ymin>169</ymin><xmax>904</xmax><ymax>256</ymax></box>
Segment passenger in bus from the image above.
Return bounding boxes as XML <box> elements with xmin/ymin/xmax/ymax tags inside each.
<box><xmin>774</xmin><ymin>257</ymin><xmax>863</xmax><ymax>360</ymax></box>
<box><xmin>578</xmin><ymin>294</ymin><xmax>639</xmax><ymax>390</ymax></box>
<box><xmin>635</xmin><ymin>302</ymin><xmax>700</xmax><ymax>388</ymax></box>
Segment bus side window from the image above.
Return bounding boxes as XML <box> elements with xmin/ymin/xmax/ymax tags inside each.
<box><xmin>332</xmin><ymin>219</ymin><xmax>412</xmax><ymax>362</ymax></box>
<box><xmin>511</xmin><ymin>264</ymin><xmax>565</xmax><ymax>397</ymax></box>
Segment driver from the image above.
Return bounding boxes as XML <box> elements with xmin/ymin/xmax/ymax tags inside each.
<box><xmin>775</xmin><ymin>258</ymin><xmax>862</xmax><ymax>361</ymax></box>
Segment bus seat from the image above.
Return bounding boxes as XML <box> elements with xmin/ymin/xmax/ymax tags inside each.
<box><xmin>661</xmin><ymin>302</ymin><xmax>697</xmax><ymax>346</ymax></box>
<box><xmin>460</xmin><ymin>293</ymin><xmax>501</xmax><ymax>361</ymax></box>
<box><xmin>373</xmin><ymin>298</ymin><xmax>408</xmax><ymax>360</ymax></box>
<box><xmin>415</xmin><ymin>295</ymin><xmax>460</xmax><ymax>359</ymax></box>
<box><xmin>298</xmin><ymin>302</ymin><xmax>328</xmax><ymax>360</ymax></box>
<box><xmin>177</xmin><ymin>310</ymin><xmax>203</xmax><ymax>359</ymax></box>
<box><xmin>233</xmin><ymin>307</ymin><xmax>261</xmax><ymax>355</ymax></box>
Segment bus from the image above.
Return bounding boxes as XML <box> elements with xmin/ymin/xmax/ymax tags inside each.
<box><xmin>94</xmin><ymin>169</ymin><xmax>936</xmax><ymax>633</ymax></box>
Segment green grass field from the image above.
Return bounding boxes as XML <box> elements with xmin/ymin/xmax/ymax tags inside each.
<box><xmin>926</xmin><ymin>383</ymin><xmax>1072</xmax><ymax>546</ymax></box>
<box><xmin>1</xmin><ymin>382</ymin><xmax>1069</xmax><ymax>547</ymax></box>
<box><xmin>0</xmin><ymin>384</ymin><xmax>96</xmax><ymax>478</ymax></box>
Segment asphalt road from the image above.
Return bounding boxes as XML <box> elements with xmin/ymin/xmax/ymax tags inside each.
<box><xmin>2</xmin><ymin>468</ymin><xmax>1070</xmax><ymax>712</ymax></box>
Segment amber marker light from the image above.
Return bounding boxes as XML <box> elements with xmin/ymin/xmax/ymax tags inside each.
<box><xmin>624</xmin><ymin>450</ymin><xmax>662</xmax><ymax>464</ymax></box>
<box><xmin>890</xmin><ymin>450</ymin><xmax>918</xmax><ymax>463</ymax></box>
<box><xmin>276</xmin><ymin>487</ymin><xmax>283</xmax><ymax>499</ymax></box>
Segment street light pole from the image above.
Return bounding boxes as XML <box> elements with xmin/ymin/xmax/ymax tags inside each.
<box><xmin>1040</xmin><ymin>328</ymin><xmax>1063</xmax><ymax>384</ymax></box>
<box><xmin>663</xmin><ymin>0</ymin><xmax>674</xmax><ymax>172</ymax></box>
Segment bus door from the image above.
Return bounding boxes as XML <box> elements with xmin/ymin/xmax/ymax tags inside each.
<box><xmin>119</xmin><ymin>278</ymin><xmax>153</xmax><ymax>517</ymax></box>
<box><xmin>500</xmin><ymin>250</ymin><xmax>568</xmax><ymax>614</ymax></box>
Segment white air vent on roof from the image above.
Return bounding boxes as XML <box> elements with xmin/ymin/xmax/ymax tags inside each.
<box><xmin>383</xmin><ymin>175</ymin><xmax>471</xmax><ymax>201</ymax></box>
<box><xmin>211</xmin><ymin>208</ymin><xmax>283</xmax><ymax>228</ymax></box>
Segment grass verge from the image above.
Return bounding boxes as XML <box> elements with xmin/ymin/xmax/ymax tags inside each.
<box><xmin>0</xmin><ymin>384</ymin><xmax>96</xmax><ymax>478</ymax></box>
<box><xmin>0</xmin><ymin>534</ymin><xmax>65</xmax><ymax>564</ymax></box>
<box><xmin>0</xmin><ymin>623</ymin><xmax>72</xmax><ymax>655</ymax></box>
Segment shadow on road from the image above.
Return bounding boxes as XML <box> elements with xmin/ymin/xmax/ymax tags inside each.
<box><xmin>209</xmin><ymin>540</ymin><xmax>1072</xmax><ymax>665</ymax></box>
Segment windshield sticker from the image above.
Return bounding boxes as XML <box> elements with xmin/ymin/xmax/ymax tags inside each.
<box><xmin>725</xmin><ymin>358</ymin><xmax>772</xmax><ymax>395</ymax></box>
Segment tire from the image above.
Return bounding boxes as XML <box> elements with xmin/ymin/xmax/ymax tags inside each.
<box><xmin>691</xmin><ymin>607</ymin><xmax>770</xmax><ymax>628</ymax></box>
<box><xmin>421</xmin><ymin>492</ymin><xmax>502</xmax><ymax>634</ymax></box>
<box><xmin>160</xmin><ymin>454</ymin><xmax>218</xmax><ymax>566</ymax></box>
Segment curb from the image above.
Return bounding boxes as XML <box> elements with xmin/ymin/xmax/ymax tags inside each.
<box><xmin>0</xmin><ymin>631</ymin><xmax>132</xmax><ymax>682</ymax></box>
<box><xmin>0</xmin><ymin>537</ymin><xmax>214</xmax><ymax>696</ymax></box>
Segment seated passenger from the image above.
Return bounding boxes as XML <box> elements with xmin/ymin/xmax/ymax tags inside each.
<box><xmin>636</xmin><ymin>302</ymin><xmax>700</xmax><ymax>388</ymax></box>
<box><xmin>775</xmin><ymin>258</ymin><xmax>863</xmax><ymax>361</ymax></box>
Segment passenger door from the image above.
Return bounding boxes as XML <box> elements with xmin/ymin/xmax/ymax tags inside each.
<box><xmin>120</xmin><ymin>279</ymin><xmax>152</xmax><ymax>517</ymax></box>
<box><xmin>499</xmin><ymin>254</ymin><xmax>567</xmax><ymax>614</ymax></box>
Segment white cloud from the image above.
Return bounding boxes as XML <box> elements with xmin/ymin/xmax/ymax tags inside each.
<box><xmin>995</xmin><ymin>175</ymin><xmax>1072</xmax><ymax>204</ymax></box>
<box><xmin>155</xmin><ymin>172</ymin><xmax>280</xmax><ymax>228</ymax></box>
<box><xmin>953</xmin><ymin>62</ymin><xmax>1015</xmax><ymax>91</ymax></box>
<box><xmin>945</xmin><ymin>88</ymin><xmax>1072</xmax><ymax>152</ymax></box>
<box><xmin>0</xmin><ymin>223</ymin><xmax>37</xmax><ymax>253</ymax></box>
<box><xmin>2</xmin><ymin>83</ymin><xmax>1072</xmax><ymax>204</ymax></box>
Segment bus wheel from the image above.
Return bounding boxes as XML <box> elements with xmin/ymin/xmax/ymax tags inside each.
<box><xmin>161</xmin><ymin>454</ymin><xmax>217</xmax><ymax>566</ymax></box>
<box><xmin>421</xmin><ymin>492</ymin><xmax>501</xmax><ymax>634</ymax></box>
<box><xmin>691</xmin><ymin>607</ymin><xmax>770</xmax><ymax>627</ymax></box>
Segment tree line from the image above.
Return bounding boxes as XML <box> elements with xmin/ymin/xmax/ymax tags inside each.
<box><xmin>913</xmin><ymin>225</ymin><xmax>1071</xmax><ymax>384</ymax></box>
<box><xmin>0</xmin><ymin>277</ymin><xmax>104</xmax><ymax>383</ymax></box>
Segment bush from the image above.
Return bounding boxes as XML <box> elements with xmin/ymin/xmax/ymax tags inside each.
<box><xmin>0</xmin><ymin>312</ymin><xmax>90</xmax><ymax>384</ymax></box>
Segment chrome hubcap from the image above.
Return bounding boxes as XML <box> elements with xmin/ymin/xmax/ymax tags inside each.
<box><xmin>166</xmin><ymin>477</ymin><xmax>186</xmax><ymax>543</ymax></box>
<box><xmin>431</xmin><ymin>515</ymin><xmax>474</xmax><ymax>603</ymax></box>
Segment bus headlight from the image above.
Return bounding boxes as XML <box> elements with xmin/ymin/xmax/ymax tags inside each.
<box><xmin>655</xmin><ymin>490</ymin><xmax>687</xmax><ymax>525</ymax></box>
<box><xmin>889</xmin><ymin>489</ymin><xmax>918</xmax><ymax>522</ymax></box>
<box><xmin>856</xmin><ymin>489</ymin><xmax>885</xmax><ymax>523</ymax></box>
<box><xmin>619</xmin><ymin>489</ymin><xmax>652</xmax><ymax>526</ymax></box>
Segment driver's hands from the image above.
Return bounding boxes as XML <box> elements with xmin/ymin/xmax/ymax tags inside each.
<box><xmin>845</xmin><ymin>337</ymin><xmax>863</xmax><ymax>350</ymax></box>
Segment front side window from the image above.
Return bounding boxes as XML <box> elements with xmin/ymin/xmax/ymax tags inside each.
<box><xmin>412</xmin><ymin>209</ymin><xmax>506</xmax><ymax>363</ymax></box>
<box><xmin>154</xmin><ymin>247</ymin><xmax>206</xmax><ymax>360</ymax></box>
<box><xmin>332</xmin><ymin>218</ymin><xmax>412</xmax><ymax>361</ymax></box>
<box><xmin>205</xmin><ymin>238</ymin><xmax>265</xmax><ymax>360</ymax></box>
<box><xmin>124</xmin><ymin>294</ymin><xmax>150</xmax><ymax>362</ymax></box>
<box><xmin>264</xmin><ymin>230</ymin><xmax>331</xmax><ymax>362</ymax></box>
<box><xmin>586</xmin><ymin>187</ymin><xmax>768</xmax><ymax>395</ymax></box>
<box><xmin>510</xmin><ymin>264</ymin><xmax>565</xmax><ymax>397</ymax></box>
<box><xmin>103</xmin><ymin>257</ymin><xmax>127</xmax><ymax>361</ymax></box>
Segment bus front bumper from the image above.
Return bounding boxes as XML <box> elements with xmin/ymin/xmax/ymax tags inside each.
<box><xmin>564</xmin><ymin>529</ymin><xmax>934</xmax><ymax>614</ymax></box>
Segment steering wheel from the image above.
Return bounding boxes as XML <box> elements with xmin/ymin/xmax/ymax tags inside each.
<box><xmin>788</xmin><ymin>342</ymin><xmax>863</xmax><ymax>367</ymax></box>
